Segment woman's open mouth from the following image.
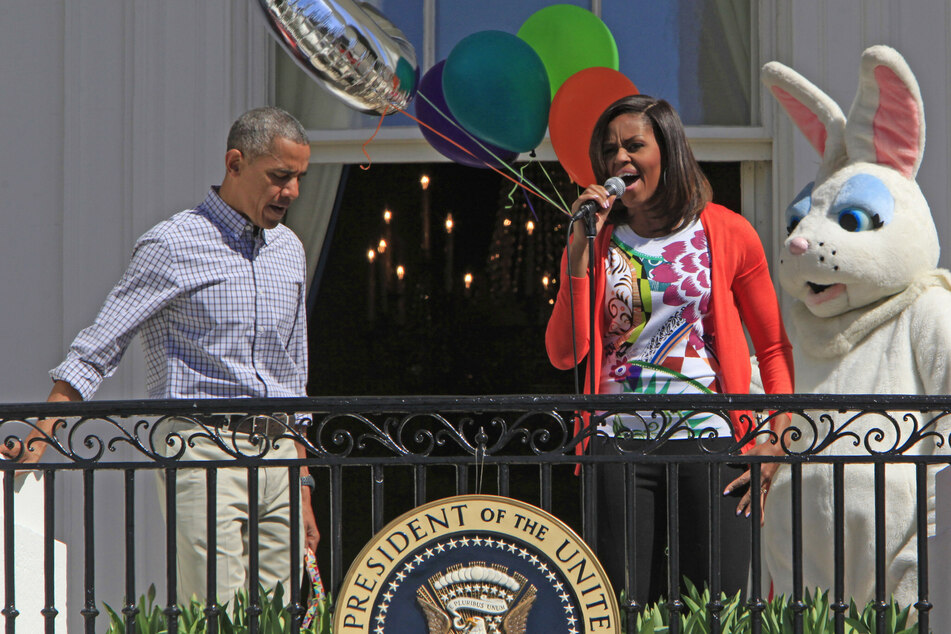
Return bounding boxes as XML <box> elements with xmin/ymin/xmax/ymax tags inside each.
<box><xmin>619</xmin><ymin>173</ymin><xmax>640</xmax><ymax>190</ymax></box>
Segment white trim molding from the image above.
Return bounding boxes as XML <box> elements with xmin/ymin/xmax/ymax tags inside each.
<box><xmin>306</xmin><ymin>126</ymin><xmax>772</xmax><ymax>165</ymax></box>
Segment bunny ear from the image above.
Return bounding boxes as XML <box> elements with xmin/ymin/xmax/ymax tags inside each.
<box><xmin>762</xmin><ymin>60</ymin><xmax>847</xmax><ymax>179</ymax></box>
<box><xmin>845</xmin><ymin>45</ymin><xmax>925</xmax><ymax>179</ymax></box>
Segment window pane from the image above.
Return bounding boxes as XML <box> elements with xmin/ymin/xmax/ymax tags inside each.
<box><xmin>435</xmin><ymin>0</ymin><xmax>590</xmax><ymax>61</ymax></box>
<box><xmin>605</xmin><ymin>0</ymin><xmax>751</xmax><ymax>125</ymax></box>
<box><xmin>277</xmin><ymin>0</ymin><xmax>752</xmax><ymax>131</ymax></box>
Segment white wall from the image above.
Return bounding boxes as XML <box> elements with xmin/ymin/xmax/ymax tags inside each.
<box><xmin>0</xmin><ymin>1</ymin><xmax>269</xmax><ymax>630</ymax></box>
<box><xmin>765</xmin><ymin>0</ymin><xmax>951</xmax><ymax>271</ymax></box>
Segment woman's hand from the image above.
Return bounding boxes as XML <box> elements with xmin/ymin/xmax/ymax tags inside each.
<box><xmin>723</xmin><ymin>442</ymin><xmax>783</xmax><ymax>525</ymax></box>
<box><xmin>723</xmin><ymin>413</ymin><xmax>791</xmax><ymax>524</ymax></box>
<box><xmin>568</xmin><ymin>183</ymin><xmax>619</xmax><ymax>277</ymax></box>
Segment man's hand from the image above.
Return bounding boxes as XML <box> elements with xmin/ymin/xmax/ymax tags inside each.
<box><xmin>296</xmin><ymin>438</ymin><xmax>320</xmax><ymax>554</ymax></box>
<box><xmin>0</xmin><ymin>436</ymin><xmax>43</xmax><ymax>464</ymax></box>
<box><xmin>303</xmin><ymin>498</ymin><xmax>320</xmax><ymax>554</ymax></box>
<box><xmin>2</xmin><ymin>381</ymin><xmax>84</xmax><ymax>466</ymax></box>
<box><xmin>0</xmin><ymin>419</ymin><xmax>60</xmax><ymax>478</ymax></box>
<box><xmin>300</xmin><ymin>473</ymin><xmax>320</xmax><ymax>553</ymax></box>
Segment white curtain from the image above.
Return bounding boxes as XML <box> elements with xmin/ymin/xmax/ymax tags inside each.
<box><xmin>274</xmin><ymin>54</ymin><xmax>350</xmax><ymax>291</ymax></box>
<box><xmin>284</xmin><ymin>164</ymin><xmax>343</xmax><ymax>291</ymax></box>
<box><xmin>695</xmin><ymin>0</ymin><xmax>752</xmax><ymax>125</ymax></box>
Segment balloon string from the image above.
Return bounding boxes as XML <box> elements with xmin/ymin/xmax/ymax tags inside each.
<box><xmin>504</xmin><ymin>168</ymin><xmax>522</xmax><ymax>209</ymax></box>
<box><xmin>397</xmin><ymin>107</ymin><xmax>559</xmax><ymax>211</ymax></box>
<box><xmin>411</xmin><ymin>94</ymin><xmax>566</xmax><ymax>213</ymax></box>
<box><xmin>414</xmin><ymin>92</ymin><xmax>520</xmax><ymax>171</ymax></box>
<box><xmin>537</xmin><ymin>161</ymin><xmax>570</xmax><ymax>213</ymax></box>
<box><xmin>505</xmin><ymin>182</ymin><xmax>517</xmax><ymax>208</ymax></box>
<box><xmin>505</xmin><ymin>162</ymin><xmax>532</xmax><ymax>214</ymax></box>
<box><xmin>401</xmin><ymin>98</ymin><xmax>570</xmax><ymax>216</ymax></box>
<box><xmin>521</xmin><ymin>185</ymin><xmax>539</xmax><ymax>222</ymax></box>
<box><xmin>360</xmin><ymin>105</ymin><xmax>390</xmax><ymax>170</ymax></box>
<box><xmin>415</xmin><ymin>93</ymin><xmax>511</xmax><ymax>169</ymax></box>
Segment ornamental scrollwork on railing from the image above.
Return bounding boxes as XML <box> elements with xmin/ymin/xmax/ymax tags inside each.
<box><xmin>0</xmin><ymin>396</ymin><xmax>950</xmax><ymax>465</ymax></box>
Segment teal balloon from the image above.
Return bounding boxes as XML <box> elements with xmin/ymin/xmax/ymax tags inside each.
<box><xmin>443</xmin><ymin>30</ymin><xmax>550</xmax><ymax>153</ymax></box>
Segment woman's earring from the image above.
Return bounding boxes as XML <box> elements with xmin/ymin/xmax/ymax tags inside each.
<box><xmin>662</xmin><ymin>169</ymin><xmax>668</xmax><ymax>186</ymax></box>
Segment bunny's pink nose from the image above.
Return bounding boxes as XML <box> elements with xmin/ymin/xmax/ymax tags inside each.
<box><xmin>788</xmin><ymin>237</ymin><xmax>809</xmax><ymax>255</ymax></box>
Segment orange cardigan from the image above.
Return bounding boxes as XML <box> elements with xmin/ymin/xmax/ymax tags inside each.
<box><xmin>545</xmin><ymin>203</ymin><xmax>794</xmax><ymax>450</ymax></box>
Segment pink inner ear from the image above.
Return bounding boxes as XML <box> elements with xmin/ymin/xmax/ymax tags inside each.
<box><xmin>873</xmin><ymin>65</ymin><xmax>920</xmax><ymax>178</ymax></box>
<box><xmin>771</xmin><ymin>85</ymin><xmax>827</xmax><ymax>156</ymax></box>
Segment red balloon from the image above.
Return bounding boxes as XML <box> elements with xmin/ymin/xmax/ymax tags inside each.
<box><xmin>549</xmin><ymin>68</ymin><xmax>638</xmax><ymax>186</ymax></box>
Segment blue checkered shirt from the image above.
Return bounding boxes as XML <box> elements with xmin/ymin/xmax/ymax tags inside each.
<box><xmin>52</xmin><ymin>188</ymin><xmax>309</xmax><ymax>408</ymax></box>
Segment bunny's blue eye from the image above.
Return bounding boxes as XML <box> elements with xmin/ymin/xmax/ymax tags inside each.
<box><xmin>785</xmin><ymin>181</ymin><xmax>813</xmax><ymax>236</ymax></box>
<box><xmin>787</xmin><ymin>212</ymin><xmax>804</xmax><ymax>235</ymax></box>
<box><xmin>837</xmin><ymin>207</ymin><xmax>881</xmax><ymax>232</ymax></box>
<box><xmin>831</xmin><ymin>174</ymin><xmax>893</xmax><ymax>232</ymax></box>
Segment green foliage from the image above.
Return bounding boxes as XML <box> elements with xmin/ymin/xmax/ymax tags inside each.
<box><xmin>103</xmin><ymin>583</ymin><xmax>333</xmax><ymax>634</ymax></box>
<box><xmin>105</xmin><ymin>580</ymin><xmax>922</xmax><ymax>633</ymax></box>
<box><xmin>622</xmin><ymin>582</ymin><xmax>922</xmax><ymax>634</ymax></box>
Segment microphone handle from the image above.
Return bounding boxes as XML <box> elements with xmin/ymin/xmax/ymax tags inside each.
<box><xmin>582</xmin><ymin>204</ymin><xmax>599</xmax><ymax>238</ymax></box>
<box><xmin>571</xmin><ymin>176</ymin><xmax>625</xmax><ymax>222</ymax></box>
<box><xmin>571</xmin><ymin>199</ymin><xmax>600</xmax><ymax>222</ymax></box>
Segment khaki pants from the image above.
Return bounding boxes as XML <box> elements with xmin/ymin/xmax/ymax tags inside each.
<box><xmin>157</xmin><ymin>422</ymin><xmax>303</xmax><ymax>606</ymax></box>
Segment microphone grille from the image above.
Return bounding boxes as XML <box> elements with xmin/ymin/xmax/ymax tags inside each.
<box><xmin>604</xmin><ymin>176</ymin><xmax>626</xmax><ymax>197</ymax></box>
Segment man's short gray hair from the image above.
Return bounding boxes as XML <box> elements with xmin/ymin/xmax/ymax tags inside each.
<box><xmin>227</xmin><ymin>107</ymin><xmax>309</xmax><ymax>160</ymax></box>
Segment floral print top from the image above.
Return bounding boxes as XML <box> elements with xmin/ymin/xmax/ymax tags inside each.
<box><xmin>598</xmin><ymin>220</ymin><xmax>731</xmax><ymax>438</ymax></box>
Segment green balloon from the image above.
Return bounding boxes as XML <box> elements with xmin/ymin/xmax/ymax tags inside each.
<box><xmin>517</xmin><ymin>4</ymin><xmax>619</xmax><ymax>100</ymax></box>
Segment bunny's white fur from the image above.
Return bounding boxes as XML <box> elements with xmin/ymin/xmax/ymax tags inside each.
<box><xmin>761</xmin><ymin>45</ymin><xmax>951</xmax><ymax>609</ymax></box>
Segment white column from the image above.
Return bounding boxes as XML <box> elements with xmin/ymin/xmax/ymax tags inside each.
<box><xmin>0</xmin><ymin>473</ymin><xmax>68</xmax><ymax>633</ymax></box>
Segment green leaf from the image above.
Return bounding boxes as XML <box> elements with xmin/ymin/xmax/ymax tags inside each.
<box><xmin>844</xmin><ymin>616</ymin><xmax>870</xmax><ymax>633</ymax></box>
<box><xmin>103</xmin><ymin>602</ymin><xmax>125</xmax><ymax>633</ymax></box>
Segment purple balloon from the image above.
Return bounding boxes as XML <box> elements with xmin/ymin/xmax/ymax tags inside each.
<box><xmin>415</xmin><ymin>61</ymin><xmax>518</xmax><ymax>168</ymax></box>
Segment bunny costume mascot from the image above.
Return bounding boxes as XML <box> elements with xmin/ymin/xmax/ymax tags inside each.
<box><xmin>761</xmin><ymin>46</ymin><xmax>951</xmax><ymax>608</ymax></box>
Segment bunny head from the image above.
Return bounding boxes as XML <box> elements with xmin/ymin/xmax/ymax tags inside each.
<box><xmin>763</xmin><ymin>45</ymin><xmax>938</xmax><ymax>318</ymax></box>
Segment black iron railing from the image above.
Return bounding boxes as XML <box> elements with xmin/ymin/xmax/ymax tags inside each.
<box><xmin>1</xmin><ymin>393</ymin><xmax>949</xmax><ymax>633</ymax></box>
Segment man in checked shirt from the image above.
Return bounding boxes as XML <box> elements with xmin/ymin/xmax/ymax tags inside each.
<box><xmin>2</xmin><ymin>106</ymin><xmax>320</xmax><ymax>605</ymax></box>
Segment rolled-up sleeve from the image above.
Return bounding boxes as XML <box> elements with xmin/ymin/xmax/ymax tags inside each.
<box><xmin>50</xmin><ymin>237</ymin><xmax>182</xmax><ymax>400</ymax></box>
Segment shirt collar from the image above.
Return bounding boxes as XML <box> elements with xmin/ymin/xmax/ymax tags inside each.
<box><xmin>202</xmin><ymin>187</ymin><xmax>268</xmax><ymax>245</ymax></box>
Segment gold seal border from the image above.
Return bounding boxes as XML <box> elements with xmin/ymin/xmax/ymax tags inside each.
<box><xmin>333</xmin><ymin>494</ymin><xmax>618</xmax><ymax>633</ymax></box>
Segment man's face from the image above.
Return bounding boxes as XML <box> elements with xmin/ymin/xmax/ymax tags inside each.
<box><xmin>225</xmin><ymin>137</ymin><xmax>310</xmax><ymax>229</ymax></box>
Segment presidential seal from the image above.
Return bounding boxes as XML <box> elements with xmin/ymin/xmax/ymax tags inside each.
<box><xmin>334</xmin><ymin>494</ymin><xmax>618</xmax><ymax>633</ymax></box>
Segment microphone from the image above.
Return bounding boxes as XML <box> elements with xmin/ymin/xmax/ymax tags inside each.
<box><xmin>570</xmin><ymin>176</ymin><xmax>626</xmax><ymax>221</ymax></box>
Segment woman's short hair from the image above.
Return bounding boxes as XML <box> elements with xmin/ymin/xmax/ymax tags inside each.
<box><xmin>227</xmin><ymin>106</ymin><xmax>309</xmax><ymax>161</ymax></box>
<box><xmin>589</xmin><ymin>95</ymin><xmax>712</xmax><ymax>229</ymax></box>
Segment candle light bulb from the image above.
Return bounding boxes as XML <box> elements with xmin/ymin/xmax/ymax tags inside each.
<box><xmin>464</xmin><ymin>273</ymin><xmax>473</xmax><ymax>289</ymax></box>
<box><xmin>542</xmin><ymin>275</ymin><xmax>549</xmax><ymax>288</ymax></box>
<box><xmin>503</xmin><ymin>218</ymin><xmax>512</xmax><ymax>227</ymax></box>
<box><xmin>420</xmin><ymin>175</ymin><xmax>430</xmax><ymax>190</ymax></box>
<box><xmin>445</xmin><ymin>213</ymin><xmax>454</xmax><ymax>234</ymax></box>
<box><xmin>367</xmin><ymin>249</ymin><xmax>376</xmax><ymax>262</ymax></box>
<box><xmin>526</xmin><ymin>220</ymin><xmax>535</xmax><ymax>235</ymax></box>
<box><xmin>378</xmin><ymin>239</ymin><xmax>387</xmax><ymax>253</ymax></box>
<box><xmin>396</xmin><ymin>265</ymin><xmax>405</xmax><ymax>280</ymax></box>
<box><xmin>383</xmin><ymin>209</ymin><xmax>392</xmax><ymax>224</ymax></box>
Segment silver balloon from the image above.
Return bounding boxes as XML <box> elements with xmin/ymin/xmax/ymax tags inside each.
<box><xmin>256</xmin><ymin>0</ymin><xmax>418</xmax><ymax>115</ymax></box>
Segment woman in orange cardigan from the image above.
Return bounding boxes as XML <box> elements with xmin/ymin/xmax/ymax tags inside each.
<box><xmin>546</xmin><ymin>95</ymin><xmax>793</xmax><ymax>605</ymax></box>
